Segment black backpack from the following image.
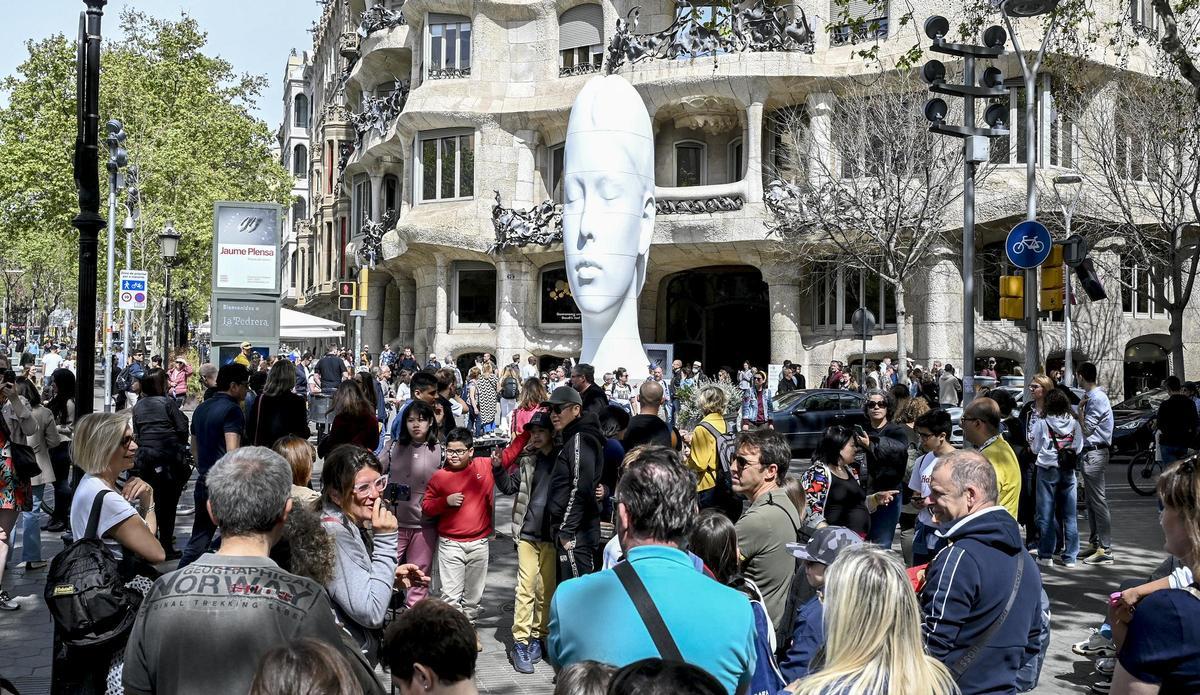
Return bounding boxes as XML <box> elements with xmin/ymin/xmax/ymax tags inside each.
<box><xmin>44</xmin><ymin>490</ymin><xmax>144</xmax><ymax>647</ymax></box>
<box><xmin>115</xmin><ymin>366</ymin><xmax>133</xmax><ymax>393</ymax></box>
<box><xmin>500</xmin><ymin>376</ymin><xmax>519</xmax><ymax>400</ymax></box>
<box><xmin>1047</xmin><ymin>429</ymin><xmax>1079</xmax><ymax>472</ymax></box>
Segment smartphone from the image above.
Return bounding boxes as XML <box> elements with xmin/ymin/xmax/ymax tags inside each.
<box><xmin>383</xmin><ymin>483</ymin><xmax>411</xmax><ymax>504</ymax></box>
<box><xmin>853</xmin><ymin>424</ymin><xmax>866</xmax><ymax>438</ymax></box>
<box><xmin>1</xmin><ymin>370</ymin><xmax>14</xmax><ymax>385</ymax></box>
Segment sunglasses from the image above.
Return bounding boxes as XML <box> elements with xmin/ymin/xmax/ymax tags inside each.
<box><xmin>120</xmin><ymin>435</ymin><xmax>135</xmax><ymax>449</ymax></box>
<box><xmin>732</xmin><ymin>456</ymin><xmax>767</xmax><ymax>470</ymax></box>
<box><xmin>549</xmin><ymin>404</ymin><xmax>578</xmax><ymax>414</ymax></box>
<box><xmin>865</xmin><ymin>401</ymin><xmax>887</xmax><ymax>409</ymax></box>
<box><xmin>916</xmin><ymin>430</ymin><xmax>936</xmax><ymax>438</ymax></box>
<box><xmin>352</xmin><ymin>474</ymin><xmax>389</xmax><ymax>496</ymax></box>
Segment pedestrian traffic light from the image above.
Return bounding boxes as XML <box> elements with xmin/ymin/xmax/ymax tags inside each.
<box><xmin>1040</xmin><ymin>245</ymin><xmax>1065</xmax><ymax>312</ymax></box>
<box><xmin>105</xmin><ymin>119</ymin><xmax>127</xmax><ymax>174</ymax></box>
<box><xmin>1000</xmin><ymin>275</ymin><xmax>1024</xmax><ymax>320</ymax></box>
<box><xmin>338</xmin><ymin>281</ymin><xmax>357</xmax><ymax>311</ymax></box>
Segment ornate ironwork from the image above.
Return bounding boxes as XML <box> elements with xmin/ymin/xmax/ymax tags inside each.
<box><xmin>335</xmin><ymin>140</ymin><xmax>355</xmax><ymax>191</ymax></box>
<box><xmin>339</xmin><ymin>32</ymin><xmax>360</xmax><ymax>59</ymax></box>
<box><xmin>489</xmin><ymin>191</ymin><xmax>562</xmax><ymax>253</ymax></box>
<box><xmin>656</xmin><ymin>195</ymin><xmax>744</xmax><ymax>214</ymax></box>
<box><xmin>428</xmin><ymin>67</ymin><xmax>471</xmax><ymax>80</ymax></box>
<box><xmin>559</xmin><ymin>62</ymin><xmax>603</xmax><ymax>77</ymax></box>
<box><xmin>605</xmin><ymin>1</ymin><xmax>814</xmax><ymax>74</ymax></box>
<box><xmin>359</xmin><ymin>4</ymin><xmax>407</xmax><ymax>37</ymax></box>
<box><xmin>349</xmin><ymin>79</ymin><xmax>411</xmax><ymax>147</ymax></box>
<box><xmin>829</xmin><ymin>18</ymin><xmax>889</xmax><ymax>46</ymax></box>
<box><xmin>356</xmin><ymin>210</ymin><xmax>397</xmax><ymax>269</ymax></box>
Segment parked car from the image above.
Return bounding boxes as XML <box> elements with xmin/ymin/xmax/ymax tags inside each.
<box><xmin>1111</xmin><ymin>387</ymin><xmax>1168</xmax><ymax>455</ymax></box>
<box><xmin>771</xmin><ymin>389</ymin><xmax>869</xmax><ymax>459</ymax></box>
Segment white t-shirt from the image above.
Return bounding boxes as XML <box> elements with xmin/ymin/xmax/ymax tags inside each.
<box><xmin>71</xmin><ymin>474</ymin><xmax>138</xmax><ymax>560</ymax></box>
<box><xmin>41</xmin><ymin>352</ymin><xmax>63</xmax><ymax>376</ymax></box>
<box><xmin>908</xmin><ymin>451</ymin><xmax>940</xmax><ymax>526</ymax></box>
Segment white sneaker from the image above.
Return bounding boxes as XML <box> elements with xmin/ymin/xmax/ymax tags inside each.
<box><xmin>1095</xmin><ymin>657</ymin><xmax>1116</xmax><ymax>675</ymax></box>
<box><xmin>1073</xmin><ymin>629</ymin><xmax>1116</xmax><ymax>658</ymax></box>
<box><xmin>1037</xmin><ymin>558</ymin><xmax>1052</xmax><ymax>568</ymax></box>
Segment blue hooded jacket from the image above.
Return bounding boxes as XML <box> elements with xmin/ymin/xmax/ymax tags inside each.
<box><xmin>921</xmin><ymin>507</ymin><xmax>1042</xmax><ymax>695</ymax></box>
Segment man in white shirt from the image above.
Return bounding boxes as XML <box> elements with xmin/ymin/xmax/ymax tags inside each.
<box><xmin>520</xmin><ymin>355</ymin><xmax>538</xmax><ymax>381</ymax></box>
<box><xmin>41</xmin><ymin>345</ymin><xmax>63</xmax><ymax>388</ymax></box>
<box><xmin>1077</xmin><ymin>361</ymin><xmax>1115</xmax><ymax>566</ymax></box>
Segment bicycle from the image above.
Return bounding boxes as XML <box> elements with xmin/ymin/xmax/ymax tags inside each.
<box><xmin>1127</xmin><ymin>442</ymin><xmax>1165</xmax><ymax>496</ymax></box>
<box><xmin>1011</xmin><ymin>236</ymin><xmax>1045</xmax><ymax>254</ymax></box>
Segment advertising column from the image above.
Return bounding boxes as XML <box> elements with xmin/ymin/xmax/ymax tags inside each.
<box><xmin>210</xmin><ymin>202</ymin><xmax>282</xmax><ymax>365</ymax></box>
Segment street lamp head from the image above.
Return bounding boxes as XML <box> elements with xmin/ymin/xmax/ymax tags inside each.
<box><xmin>122</xmin><ymin>214</ymin><xmax>134</xmax><ymax>233</ymax></box>
<box><xmin>995</xmin><ymin>0</ymin><xmax>1060</xmax><ymax>17</ymax></box>
<box><xmin>1053</xmin><ymin>174</ymin><xmax>1083</xmax><ymax>186</ymax></box>
<box><xmin>158</xmin><ymin>220</ymin><xmax>181</xmax><ymax>260</ymax></box>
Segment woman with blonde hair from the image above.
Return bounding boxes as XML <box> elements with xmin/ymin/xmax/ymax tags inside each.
<box><xmin>688</xmin><ymin>385</ymin><xmax>738</xmax><ymax>519</ymax></box>
<box><xmin>273</xmin><ymin>434</ymin><xmax>320</xmax><ymax>509</ymax></box>
<box><xmin>784</xmin><ymin>544</ymin><xmax>959</xmax><ymax>695</ymax></box>
<box><xmin>512</xmin><ymin>377</ymin><xmax>549</xmax><ymax>437</ymax></box>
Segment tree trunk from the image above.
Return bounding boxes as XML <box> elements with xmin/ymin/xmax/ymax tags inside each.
<box><xmin>895</xmin><ymin>284</ymin><xmax>909</xmax><ymax>386</ymax></box>
<box><xmin>1170</xmin><ymin>306</ymin><xmax>1186</xmax><ymax>379</ymax></box>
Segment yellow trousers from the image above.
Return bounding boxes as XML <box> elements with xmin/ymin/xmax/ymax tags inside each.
<box><xmin>512</xmin><ymin>539</ymin><xmax>556</xmax><ymax>643</ymax></box>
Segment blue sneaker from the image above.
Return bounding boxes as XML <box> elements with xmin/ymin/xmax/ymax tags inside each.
<box><xmin>511</xmin><ymin>641</ymin><xmax>534</xmax><ymax>674</ymax></box>
<box><xmin>528</xmin><ymin>638</ymin><xmax>543</xmax><ymax>664</ymax></box>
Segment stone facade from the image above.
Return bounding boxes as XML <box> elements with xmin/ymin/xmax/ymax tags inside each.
<box><xmin>278</xmin><ymin>50</ymin><xmax>312</xmax><ymax>306</ymax></box>
<box><xmin>284</xmin><ymin>0</ymin><xmax>1200</xmax><ymax>398</ymax></box>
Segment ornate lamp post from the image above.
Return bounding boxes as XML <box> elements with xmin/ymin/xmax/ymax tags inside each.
<box><xmin>158</xmin><ymin>221</ymin><xmax>180</xmax><ymax>357</ymax></box>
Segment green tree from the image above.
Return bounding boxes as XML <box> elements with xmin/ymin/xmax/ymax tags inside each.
<box><xmin>0</xmin><ymin>9</ymin><xmax>291</xmax><ymax>343</ymax></box>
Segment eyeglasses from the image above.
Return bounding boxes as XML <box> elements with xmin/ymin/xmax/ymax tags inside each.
<box><xmin>865</xmin><ymin>401</ymin><xmax>887</xmax><ymax>409</ymax></box>
<box><xmin>119</xmin><ymin>435</ymin><xmax>135</xmax><ymax>449</ymax></box>
<box><xmin>352</xmin><ymin>474</ymin><xmax>389</xmax><ymax>496</ymax></box>
<box><xmin>445</xmin><ymin>448</ymin><xmax>472</xmax><ymax>457</ymax></box>
<box><xmin>916</xmin><ymin>430</ymin><xmax>936</xmax><ymax>439</ymax></box>
<box><xmin>960</xmin><ymin>416</ymin><xmax>979</xmax><ymax>424</ymax></box>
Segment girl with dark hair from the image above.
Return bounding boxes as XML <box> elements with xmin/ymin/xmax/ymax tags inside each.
<box><xmin>855</xmin><ymin>389</ymin><xmax>909</xmax><ymax>547</ymax></box>
<box><xmin>800</xmin><ymin>426</ymin><xmax>896</xmax><ymax>538</ymax></box>
<box><xmin>513</xmin><ymin>377</ymin><xmax>549</xmax><ymax>436</ymax></box>
<box><xmin>382</xmin><ymin>399</ymin><xmax>441</xmax><ymax>607</ymax></box>
<box><xmin>44</xmin><ymin>368</ymin><xmax>76</xmax><ymax>530</ymax></box>
<box><xmin>245</xmin><ymin>360</ymin><xmax>310</xmax><ymax>448</ymax></box>
<box><xmin>15</xmin><ymin>380</ymin><xmax>59</xmax><ymax>570</ymax></box>
<box><xmin>1030</xmin><ymin>385</ymin><xmax>1084</xmax><ymax>567</ymax></box>
<box><xmin>689</xmin><ymin>509</ymin><xmax>786</xmax><ymax>695</ymax></box>
<box><xmin>318</xmin><ymin>380</ymin><xmax>380</xmax><ymax>458</ymax></box>
<box><xmin>131</xmin><ymin>368</ymin><xmax>191</xmax><ymax>560</ymax></box>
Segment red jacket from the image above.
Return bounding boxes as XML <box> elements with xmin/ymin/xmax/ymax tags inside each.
<box><xmin>421</xmin><ymin>456</ymin><xmax>496</xmax><ymax>542</ymax></box>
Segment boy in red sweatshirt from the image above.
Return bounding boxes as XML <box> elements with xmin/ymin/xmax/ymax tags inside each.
<box><xmin>422</xmin><ymin>426</ymin><xmax>511</xmax><ymax>635</ymax></box>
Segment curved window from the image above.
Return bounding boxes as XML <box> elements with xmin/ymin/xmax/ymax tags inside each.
<box><xmin>294</xmin><ymin>94</ymin><xmax>309</xmax><ymax>128</ymax></box>
<box><xmin>293</xmin><ymin>144</ymin><xmax>308</xmax><ymax>178</ymax></box>
<box><xmin>383</xmin><ymin>175</ymin><xmax>400</xmax><ymax>217</ymax></box>
<box><xmin>540</xmin><ymin>265</ymin><xmax>581</xmax><ymax>324</ymax></box>
<box><xmin>426</xmin><ymin>14</ymin><xmax>471</xmax><ymax>79</ymax></box>
<box><xmin>728</xmin><ymin>137</ymin><xmax>744</xmax><ymax>182</ymax></box>
<box><xmin>674</xmin><ymin>141</ymin><xmax>707</xmax><ymax>187</ymax></box>
<box><xmin>292</xmin><ymin>197</ymin><xmax>307</xmax><ymax>221</ymax></box>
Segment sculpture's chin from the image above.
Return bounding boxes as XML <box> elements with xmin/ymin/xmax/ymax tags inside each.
<box><xmin>573</xmin><ymin>291</ymin><xmax>623</xmax><ymax>316</ymax></box>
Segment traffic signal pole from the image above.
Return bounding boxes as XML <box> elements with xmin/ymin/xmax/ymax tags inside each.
<box><xmin>962</xmin><ymin>55</ymin><xmax>977</xmax><ymax>399</ymax></box>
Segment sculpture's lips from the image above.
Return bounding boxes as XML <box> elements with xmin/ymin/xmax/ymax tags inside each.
<box><xmin>574</xmin><ymin>261</ymin><xmax>601</xmax><ymax>281</ymax></box>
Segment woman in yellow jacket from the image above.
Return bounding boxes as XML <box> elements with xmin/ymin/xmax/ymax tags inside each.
<box><xmin>688</xmin><ymin>385</ymin><xmax>740</xmax><ymax>519</ymax></box>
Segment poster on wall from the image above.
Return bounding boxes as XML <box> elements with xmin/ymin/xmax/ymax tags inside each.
<box><xmin>212</xmin><ymin>202</ymin><xmax>282</xmax><ymax>294</ymax></box>
<box><xmin>540</xmin><ymin>266</ymin><xmax>581</xmax><ymax>323</ymax></box>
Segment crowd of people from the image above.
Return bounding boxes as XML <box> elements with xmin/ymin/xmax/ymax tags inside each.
<box><xmin>0</xmin><ymin>338</ymin><xmax>1196</xmax><ymax>695</ymax></box>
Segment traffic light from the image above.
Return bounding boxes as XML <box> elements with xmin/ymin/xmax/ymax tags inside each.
<box><xmin>1040</xmin><ymin>245</ymin><xmax>1065</xmax><ymax>312</ymax></box>
<box><xmin>1000</xmin><ymin>275</ymin><xmax>1024</xmax><ymax>320</ymax></box>
<box><xmin>105</xmin><ymin>119</ymin><xmax>127</xmax><ymax>174</ymax></box>
<box><xmin>357</xmin><ymin>268</ymin><xmax>370</xmax><ymax>312</ymax></box>
<box><xmin>338</xmin><ymin>281</ymin><xmax>357</xmax><ymax>311</ymax></box>
<box><xmin>921</xmin><ymin>16</ymin><xmax>1009</xmax><ymax>157</ymax></box>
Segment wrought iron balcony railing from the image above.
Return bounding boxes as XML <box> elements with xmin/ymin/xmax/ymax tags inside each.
<box><xmin>359</xmin><ymin>4</ymin><xmax>407</xmax><ymax>38</ymax></box>
<box><xmin>428</xmin><ymin>66</ymin><xmax>471</xmax><ymax>80</ymax></box>
<box><xmin>829</xmin><ymin>17</ymin><xmax>889</xmax><ymax>46</ymax></box>
<box><xmin>490</xmin><ymin>192</ymin><xmax>562</xmax><ymax>253</ymax></box>
<box><xmin>559</xmin><ymin>62</ymin><xmax>603</xmax><ymax>77</ymax></box>
<box><xmin>349</xmin><ymin>79</ymin><xmax>411</xmax><ymax>147</ymax></box>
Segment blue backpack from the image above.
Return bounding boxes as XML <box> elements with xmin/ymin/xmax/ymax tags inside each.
<box><xmin>745</xmin><ymin>581</ymin><xmax>787</xmax><ymax>695</ymax></box>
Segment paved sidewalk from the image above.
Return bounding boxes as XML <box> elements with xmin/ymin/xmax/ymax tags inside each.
<box><xmin>0</xmin><ymin>461</ymin><xmax>1169</xmax><ymax>694</ymax></box>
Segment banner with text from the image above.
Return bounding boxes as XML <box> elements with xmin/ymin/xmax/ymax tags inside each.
<box><xmin>210</xmin><ymin>296</ymin><xmax>280</xmax><ymax>343</ymax></box>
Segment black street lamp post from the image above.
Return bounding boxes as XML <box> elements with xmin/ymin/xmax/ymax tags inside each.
<box><xmin>72</xmin><ymin>0</ymin><xmax>107</xmax><ymax>419</ymax></box>
<box><xmin>159</xmin><ymin>221</ymin><xmax>180</xmax><ymax>356</ymax></box>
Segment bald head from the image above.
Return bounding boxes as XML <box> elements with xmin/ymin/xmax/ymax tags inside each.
<box><xmin>964</xmin><ymin>397</ymin><xmax>1002</xmax><ymax>437</ymax></box>
<box><xmin>934</xmin><ymin>450</ymin><xmax>998</xmax><ymax>505</ymax></box>
<box><xmin>638</xmin><ymin>379</ymin><xmax>664</xmax><ymax>411</ymax></box>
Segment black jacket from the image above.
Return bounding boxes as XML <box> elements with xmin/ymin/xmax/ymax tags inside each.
<box><xmin>245</xmin><ymin>392</ymin><xmax>312</xmax><ymax>448</ymax></box>
<box><xmin>547</xmin><ymin>411</ymin><xmax>605</xmax><ymax>541</ymax></box>
<box><xmin>580</xmin><ymin>382</ymin><xmax>609</xmax><ymax>417</ymax></box>
<box><xmin>863</xmin><ymin>421</ymin><xmax>909</xmax><ymax>492</ymax></box>
<box><xmin>132</xmin><ymin>396</ymin><xmax>190</xmax><ymax>475</ymax></box>
<box><xmin>1157</xmin><ymin>394</ymin><xmax>1199</xmax><ymax>448</ymax></box>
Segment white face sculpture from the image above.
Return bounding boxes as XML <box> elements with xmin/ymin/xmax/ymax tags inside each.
<box><xmin>561</xmin><ymin>76</ymin><xmax>655</xmax><ymax>318</ymax></box>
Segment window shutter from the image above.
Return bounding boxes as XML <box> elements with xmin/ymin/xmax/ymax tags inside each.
<box><xmin>428</xmin><ymin>12</ymin><xmax>469</xmax><ymax>25</ymax></box>
<box><xmin>559</xmin><ymin>4</ymin><xmax>603</xmax><ymax>51</ymax></box>
<box><xmin>834</xmin><ymin>0</ymin><xmax>886</xmax><ymax>20</ymax></box>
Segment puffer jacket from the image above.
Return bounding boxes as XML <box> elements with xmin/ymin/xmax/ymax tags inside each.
<box><xmin>862</xmin><ymin>421</ymin><xmax>910</xmax><ymax>492</ymax></box>
<box><xmin>921</xmin><ymin>506</ymin><xmax>1043</xmax><ymax>695</ymax></box>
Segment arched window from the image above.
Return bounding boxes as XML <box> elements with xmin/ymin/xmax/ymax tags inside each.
<box><xmin>293</xmin><ymin>144</ymin><xmax>308</xmax><ymax>178</ymax></box>
<box><xmin>292</xmin><ymin>197</ymin><xmax>307</xmax><ymax>221</ymax></box>
<box><xmin>294</xmin><ymin>94</ymin><xmax>310</xmax><ymax>128</ymax></box>
<box><xmin>674</xmin><ymin>141</ymin><xmax>707</xmax><ymax>187</ymax></box>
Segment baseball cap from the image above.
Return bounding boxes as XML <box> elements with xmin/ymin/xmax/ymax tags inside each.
<box><xmin>787</xmin><ymin>526</ymin><xmax>863</xmax><ymax>566</ymax></box>
<box><xmin>240</xmin><ymin>341</ymin><xmax>252</xmax><ymax>349</ymax></box>
<box><xmin>527</xmin><ymin>410</ymin><xmax>554</xmax><ymax>431</ymax></box>
<box><xmin>542</xmin><ymin>385</ymin><xmax>583</xmax><ymax>407</ymax></box>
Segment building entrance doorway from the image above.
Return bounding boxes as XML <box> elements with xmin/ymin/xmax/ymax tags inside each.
<box><xmin>1124</xmin><ymin>338</ymin><xmax>1169</xmax><ymax>397</ymax></box>
<box><xmin>660</xmin><ymin>266</ymin><xmax>769</xmax><ymax>373</ymax></box>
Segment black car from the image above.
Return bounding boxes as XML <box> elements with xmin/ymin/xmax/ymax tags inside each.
<box><xmin>771</xmin><ymin>389</ymin><xmax>869</xmax><ymax>458</ymax></box>
<box><xmin>1112</xmin><ymin>387</ymin><xmax>1168</xmax><ymax>455</ymax></box>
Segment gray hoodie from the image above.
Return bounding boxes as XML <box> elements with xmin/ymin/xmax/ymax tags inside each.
<box><xmin>320</xmin><ymin>503</ymin><xmax>399</xmax><ymax>663</ymax></box>
<box><xmin>1031</xmin><ymin>413</ymin><xmax>1083</xmax><ymax>469</ymax></box>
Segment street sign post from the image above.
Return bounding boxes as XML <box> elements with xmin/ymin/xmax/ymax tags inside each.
<box><xmin>851</xmin><ymin>307</ymin><xmax>876</xmax><ymax>392</ymax></box>
<box><xmin>1005</xmin><ymin>220</ymin><xmax>1052</xmax><ymax>269</ymax></box>
<box><xmin>118</xmin><ymin>269</ymin><xmax>148</xmax><ymax>310</ymax></box>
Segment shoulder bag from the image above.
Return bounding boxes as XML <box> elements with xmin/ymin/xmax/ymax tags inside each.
<box><xmin>950</xmin><ymin>553</ymin><xmax>1025</xmax><ymax>678</ymax></box>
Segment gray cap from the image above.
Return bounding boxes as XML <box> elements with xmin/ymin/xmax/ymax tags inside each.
<box><xmin>787</xmin><ymin>526</ymin><xmax>863</xmax><ymax>565</ymax></box>
<box><xmin>542</xmin><ymin>385</ymin><xmax>583</xmax><ymax>407</ymax></box>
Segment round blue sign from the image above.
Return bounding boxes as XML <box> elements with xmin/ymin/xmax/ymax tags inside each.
<box><xmin>1005</xmin><ymin>220</ymin><xmax>1052</xmax><ymax>269</ymax></box>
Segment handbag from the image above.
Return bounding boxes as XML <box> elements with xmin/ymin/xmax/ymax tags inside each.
<box><xmin>9</xmin><ymin>441</ymin><xmax>40</xmax><ymax>482</ymax></box>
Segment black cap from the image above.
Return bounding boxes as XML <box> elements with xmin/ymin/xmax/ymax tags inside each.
<box><xmin>541</xmin><ymin>385</ymin><xmax>583</xmax><ymax>407</ymax></box>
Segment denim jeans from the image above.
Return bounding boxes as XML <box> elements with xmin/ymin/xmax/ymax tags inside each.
<box><xmin>21</xmin><ymin>484</ymin><xmax>45</xmax><ymax>562</ymax></box>
<box><xmin>867</xmin><ymin>494</ymin><xmax>902</xmax><ymax>548</ymax></box>
<box><xmin>179</xmin><ymin>476</ymin><xmax>216</xmax><ymax>568</ymax></box>
<box><xmin>1036</xmin><ymin>465</ymin><xmax>1079</xmax><ymax>563</ymax></box>
<box><xmin>1160</xmin><ymin>445</ymin><xmax>1190</xmax><ymax>466</ymax></box>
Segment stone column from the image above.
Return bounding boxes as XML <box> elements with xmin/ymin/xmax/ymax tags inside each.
<box><xmin>910</xmin><ymin>245</ymin><xmax>962</xmax><ymax>366</ymax></box>
<box><xmin>382</xmin><ymin>280</ymin><xmax>401</xmax><ymax>348</ymax></box>
<box><xmin>432</xmin><ymin>253</ymin><xmax>449</xmax><ymax>357</ymax></box>
<box><xmin>513</xmin><ymin>130</ymin><xmax>541</xmax><ymax>209</ymax></box>
<box><xmin>496</xmin><ymin>257</ymin><xmax>532</xmax><ymax>360</ymax></box>
<box><xmin>805</xmin><ymin>92</ymin><xmax>835</xmax><ymax>187</ymax></box>
<box><xmin>368</xmin><ymin>170</ymin><xmax>385</xmax><ymax>224</ymax></box>
<box><xmin>763</xmin><ymin>262</ymin><xmax>805</xmax><ymax>370</ymax></box>
<box><xmin>744</xmin><ymin>100</ymin><xmax>765</xmax><ymax>203</ymax></box>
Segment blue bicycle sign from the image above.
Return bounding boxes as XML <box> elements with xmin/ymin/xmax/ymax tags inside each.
<box><xmin>1005</xmin><ymin>220</ymin><xmax>1052</xmax><ymax>269</ymax></box>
